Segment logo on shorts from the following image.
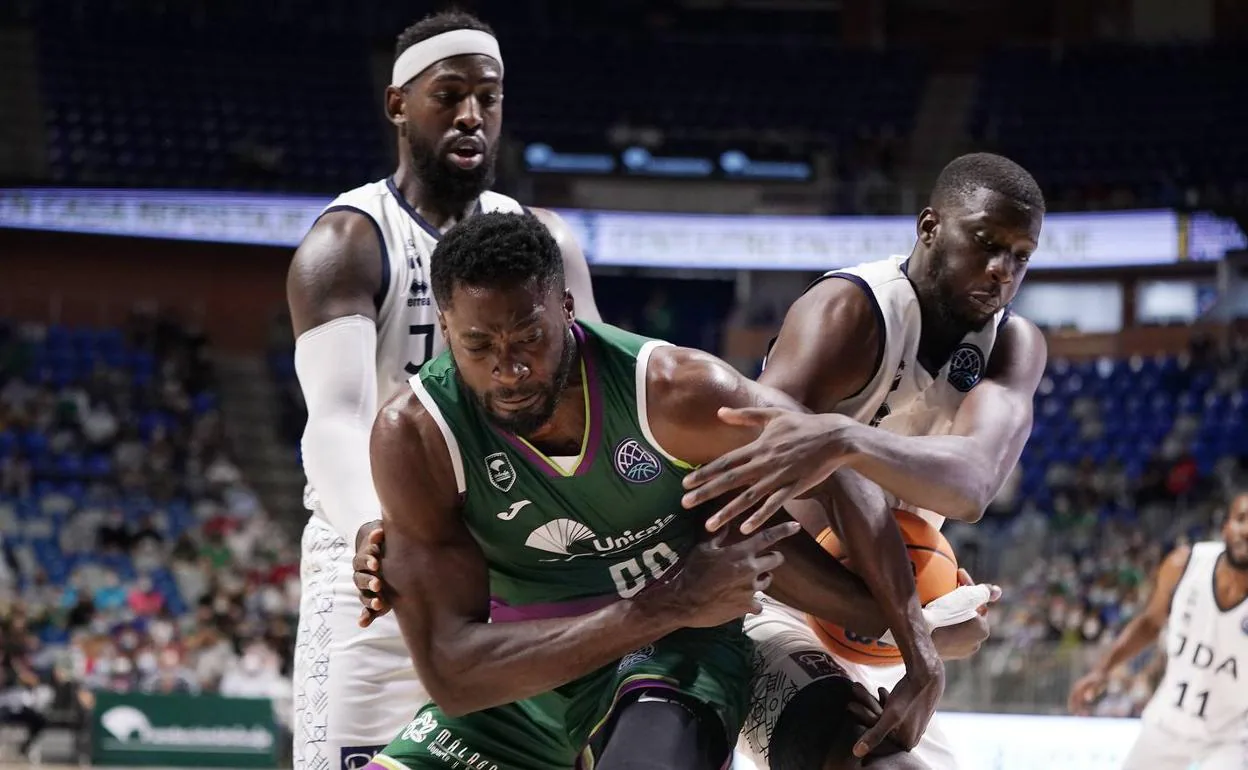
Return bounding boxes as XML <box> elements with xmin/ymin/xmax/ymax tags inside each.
<box><xmin>788</xmin><ymin>650</ymin><xmax>845</xmax><ymax>681</ymax></box>
<box><xmin>947</xmin><ymin>344</ymin><xmax>985</xmax><ymax>393</ymax></box>
<box><xmin>340</xmin><ymin>745</ymin><xmax>384</xmax><ymax>770</ymax></box>
<box><xmin>484</xmin><ymin>452</ymin><xmax>516</xmax><ymax>492</ymax></box>
<box><xmin>618</xmin><ymin>645</ymin><xmax>655</xmax><ymax>673</ymax></box>
<box><xmin>614</xmin><ymin>438</ymin><xmax>662</xmax><ymax>484</ymax></box>
<box><xmin>400</xmin><ymin>712</ymin><xmax>438</xmax><ymax>745</ymax></box>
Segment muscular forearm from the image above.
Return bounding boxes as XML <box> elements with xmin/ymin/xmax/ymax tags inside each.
<box><xmin>768</xmin><ymin>531</ymin><xmax>888</xmax><ymax>638</ymax></box>
<box><xmin>811</xmin><ymin>469</ymin><xmax>935</xmax><ymax>665</ymax></box>
<box><xmin>414</xmin><ymin>599</ymin><xmax>682</xmax><ymax>717</ymax></box>
<box><xmin>842</xmin><ymin>425</ymin><xmax>994</xmax><ymax>522</ymax></box>
<box><xmin>1092</xmin><ymin>616</ymin><xmax>1164</xmax><ymax>676</ymax></box>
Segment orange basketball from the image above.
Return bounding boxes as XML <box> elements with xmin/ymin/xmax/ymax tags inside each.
<box><xmin>806</xmin><ymin>509</ymin><xmax>958</xmax><ymax>666</ymax></box>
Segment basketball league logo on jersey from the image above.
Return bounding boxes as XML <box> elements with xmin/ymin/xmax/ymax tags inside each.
<box><xmin>613</xmin><ymin>438</ymin><xmax>662</xmax><ymax>484</ymax></box>
<box><xmin>1241</xmin><ymin>615</ymin><xmax>1248</xmax><ymax>636</ymax></box>
<box><xmin>947</xmin><ymin>343</ymin><xmax>986</xmax><ymax>392</ymax></box>
<box><xmin>484</xmin><ymin>452</ymin><xmax>517</xmax><ymax>492</ymax></box>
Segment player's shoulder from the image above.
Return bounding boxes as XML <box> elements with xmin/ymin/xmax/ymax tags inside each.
<box><xmin>524</xmin><ymin>205</ymin><xmax>579</xmax><ymax>247</ymax></box>
<box><xmin>373</xmin><ymin>385</ymin><xmax>450</xmax><ymax>468</ymax></box>
<box><xmin>783</xmin><ymin>263</ymin><xmax>887</xmax><ymax>340</ymax></box>
<box><xmin>645</xmin><ymin>345</ymin><xmax>745</xmax><ymax>416</ymax></box>
<box><xmin>1160</xmin><ymin>543</ymin><xmax>1195</xmax><ymax>580</ymax></box>
<box><xmin>826</xmin><ymin>254</ymin><xmax>909</xmax><ymax>288</ymax></box>
<box><xmin>326</xmin><ymin>178</ymin><xmax>392</xmax><ymax>211</ymax></box>
<box><xmin>371</xmin><ymin>385</ymin><xmax>463</xmax><ymax>508</ymax></box>
<box><xmin>294</xmin><ymin>182</ymin><xmax>389</xmax><ymax>267</ymax></box>
<box><xmin>374</xmin><ymin>386</ymin><xmax>427</xmax><ymax>441</ymax></box>
<box><xmin>478</xmin><ymin>190</ymin><xmax>525</xmax><ymax>214</ymax></box>
<box><xmin>997</xmin><ymin>312</ymin><xmax>1044</xmax><ymax>344</ymax></box>
<box><xmin>287</xmin><ymin>188</ymin><xmax>389</xmax><ymax>330</ymax></box>
<box><xmin>988</xmin><ymin>312</ymin><xmax>1048</xmax><ymax>373</ymax></box>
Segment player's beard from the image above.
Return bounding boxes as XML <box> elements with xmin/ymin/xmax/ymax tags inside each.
<box><xmin>408</xmin><ymin>131</ymin><xmax>497</xmax><ymax>213</ymax></box>
<box><xmin>461</xmin><ymin>327</ymin><xmax>578</xmax><ymax>437</ymax></box>
<box><xmin>923</xmin><ymin>241</ymin><xmax>992</xmax><ymax>333</ymax></box>
<box><xmin>1226</xmin><ymin>542</ymin><xmax>1248</xmax><ymax>571</ymax></box>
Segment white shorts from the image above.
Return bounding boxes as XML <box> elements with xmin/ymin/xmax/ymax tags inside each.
<box><xmin>1121</xmin><ymin>720</ymin><xmax>1248</xmax><ymax>770</ymax></box>
<box><xmin>737</xmin><ymin>595</ymin><xmax>960</xmax><ymax>770</ymax></box>
<box><xmin>293</xmin><ymin>516</ymin><xmax>429</xmax><ymax>770</ymax></box>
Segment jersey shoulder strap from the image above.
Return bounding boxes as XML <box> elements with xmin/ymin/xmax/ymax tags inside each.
<box><xmin>321</xmin><ymin>178</ymin><xmax>390</xmax><ymax>215</ymax></box>
<box><xmin>478</xmin><ymin>190</ymin><xmax>525</xmax><ymax>214</ymax></box>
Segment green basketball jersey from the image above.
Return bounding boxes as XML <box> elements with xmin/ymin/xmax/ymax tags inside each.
<box><xmin>414</xmin><ymin>320</ymin><xmax>709</xmax><ymax>616</ymax></box>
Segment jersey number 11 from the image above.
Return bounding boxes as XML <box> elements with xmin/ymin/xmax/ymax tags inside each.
<box><xmin>1174</xmin><ymin>681</ymin><xmax>1210</xmax><ymax>719</ymax></box>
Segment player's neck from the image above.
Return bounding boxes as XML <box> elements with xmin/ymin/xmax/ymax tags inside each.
<box><xmin>1214</xmin><ymin>553</ymin><xmax>1248</xmax><ymax>613</ymax></box>
<box><xmin>906</xmin><ymin>250</ymin><xmax>973</xmax><ymax>355</ymax></box>
<box><xmin>391</xmin><ymin>166</ymin><xmax>478</xmax><ymax>231</ymax></box>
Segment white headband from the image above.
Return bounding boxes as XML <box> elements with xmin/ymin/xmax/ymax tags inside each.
<box><xmin>392</xmin><ymin>29</ymin><xmax>503</xmax><ymax>88</ymax></box>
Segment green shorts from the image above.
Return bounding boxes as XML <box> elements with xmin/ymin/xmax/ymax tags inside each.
<box><xmin>370</xmin><ymin>623</ymin><xmax>753</xmax><ymax>770</ymax></box>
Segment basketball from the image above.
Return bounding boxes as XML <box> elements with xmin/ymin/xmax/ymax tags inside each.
<box><xmin>806</xmin><ymin>509</ymin><xmax>959</xmax><ymax>666</ymax></box>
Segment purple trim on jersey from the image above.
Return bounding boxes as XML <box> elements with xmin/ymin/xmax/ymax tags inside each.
<box><xmin>814</xmin><ymin>272</ymin><xmax>887</xmax><ymax>399</ymax></box>
<box><xmin>385</xmin><ymin>176</ymin><xmax>444</xmax><ymax>240</ymax></box>
<box><xmin>490</xmin><ymin>322</ymin><xmax>604</xmax><ymax>479</ymax></box>
<box><xmin>493</xmin><ymin>430</ymin><xmax>550</xmax><ymax>475</ymax></box>
<box><xmin>384</xmin><ymin>178</ymin><xmax>485</xmax><ymax>240</ymax></box>
<box><xmin>489</xmin><ymin>593</ymin><xmax>618</xmax><ymax>622</ymax></box>
<box><xmin>574</xmin><ymin>322</ymin><xmax>605</xmax><ymax>477</ymax></box>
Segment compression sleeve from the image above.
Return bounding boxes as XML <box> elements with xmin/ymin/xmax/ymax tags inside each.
<box><xmin>294</xmin><ymin>314</ymin><xmax>382</xmax><ymax>543</ymax></box>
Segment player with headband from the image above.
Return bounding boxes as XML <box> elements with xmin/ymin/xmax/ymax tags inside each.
<box><xmin>286</xmin><ymin>11</ymin><xmax>600</xmax><ymax>770</ymax></box>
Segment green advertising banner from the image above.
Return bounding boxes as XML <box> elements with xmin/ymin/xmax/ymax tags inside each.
<box><xmin>91</xmin><ymin>691</ymin><xmax>277</xmax><ymax>767</ymax></box>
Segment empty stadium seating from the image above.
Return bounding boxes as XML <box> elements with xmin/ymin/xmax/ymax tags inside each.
<box><xmin>970</xmin><ymin>44</ymin><xmax>1248</xmax><ymax>203</ymax></box>
<box><xmin>28</xmin><ymin>0</ymin><xmax>925</xmax><ymax>192</ymax></box>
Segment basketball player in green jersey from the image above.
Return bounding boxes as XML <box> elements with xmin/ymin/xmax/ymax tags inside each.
<box><xmin>360</xmin><ymin>211</ymin><xmax>942</xmax><ymax>770</ymax></box>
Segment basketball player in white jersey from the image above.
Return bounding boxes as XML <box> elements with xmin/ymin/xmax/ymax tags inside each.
<box><xmin>680</xmin><ymin>153</ymin><xmax>1048</xmax><ymax>769</ymax></box>
<box><xmin>1068</xmin><ymin>493</ymin><xmax>1248</xmax><ymax>770</ymax></box>
<box><xmin>285</xmin><ymin>11</ymin><xmax>600</xmax><ymax>770</ymax></box>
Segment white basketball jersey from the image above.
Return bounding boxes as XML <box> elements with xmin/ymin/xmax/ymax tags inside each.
<box><xmin>303</xmin><ymin>178</ymin><xmax>523</xmax><ymax>517</ymax></box>
<box><xmin>1142</xmin><ymin>541</ymin><xmax>1248</xmax><ymax>741</ymax></box>
<box><xmin>816</xmin><ymin>255</ymin><xmax>1006</xmax><ymax>530</ymax></box>
<box><xmin>322</xmin><ymin>178</ymin><xmax>524</xmax><ymax>402</ymax></box>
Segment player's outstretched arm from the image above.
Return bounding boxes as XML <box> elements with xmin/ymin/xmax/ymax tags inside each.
<box><xmin>681</xmin><ymin>283</ymin><xmax>1046</xmax><ymax>525</ymax></box>
<box><xmin>650</xmin><ymin>346</ymin><xmax>943</xmax><ymax>753</ymax></box>
<box><xmin>1068</xmin><ymin>545</ymin><xmax>1189</xmax><ymax>715</ymax></box>
<box><xmin>831</xmin><ymin>315</ymin><xmax>1048</xmax><ymax>522</ymax></box>
<box><xmin>646</xmin><ymin>345</ymin><xmax>883</xmax><ymax>629</ymax></box>
<box><xmin>371</xmin><ymin>389</ymin><xmax>793</xmax><ymax>718</ymax></box>
<box><xmin>649</xmin><ymin>346</ymin><xmax>924</xmax><ymax>643</ymax></box>
<box><xmin>287</xmin><ymin>211</ymin><xmax>386</xmax><ymax>544</ymax></box>
<box><xmin>530</xmin><ymin>207</ymin><xmax>601</xmax><ymax>322</ymax></box>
